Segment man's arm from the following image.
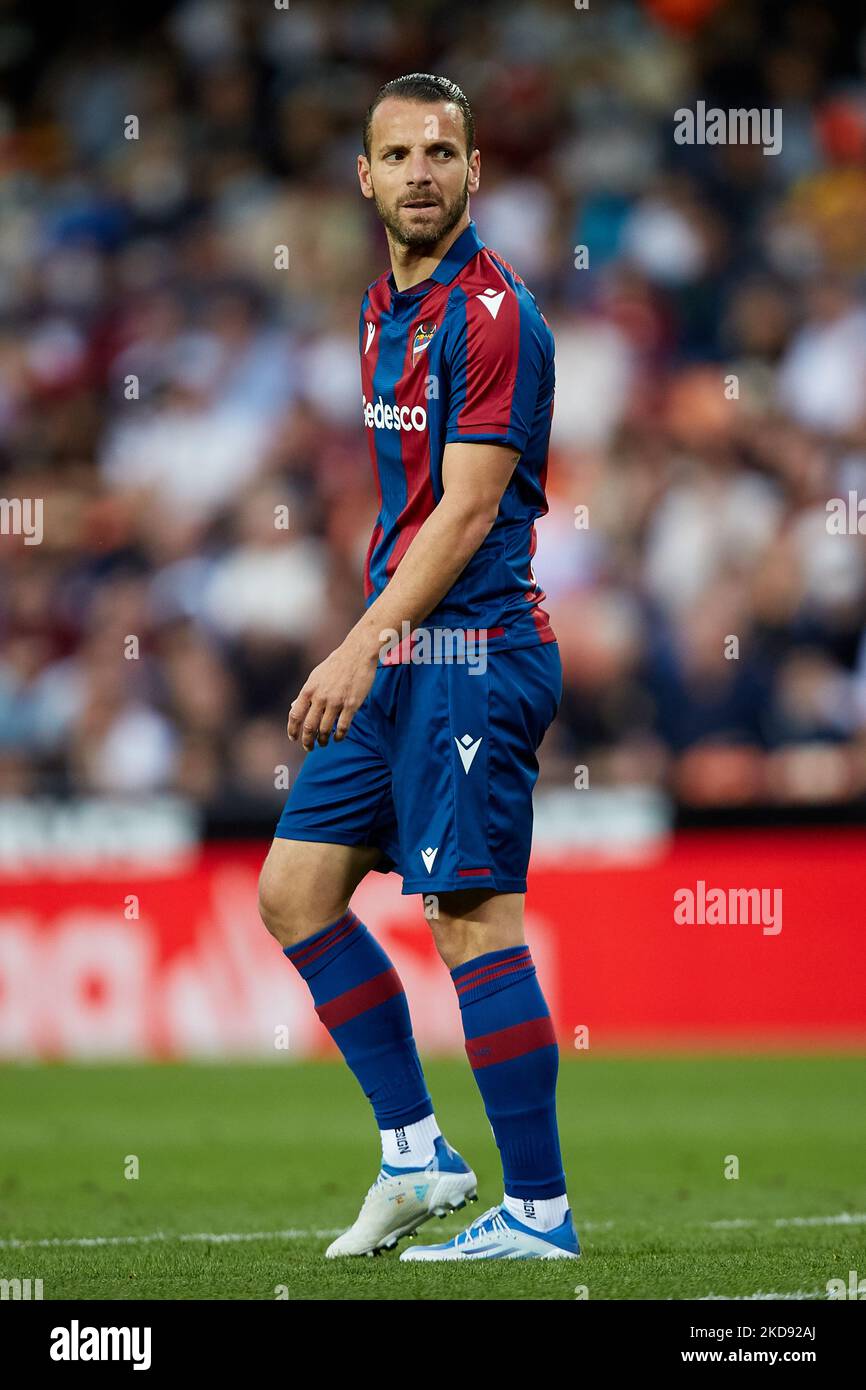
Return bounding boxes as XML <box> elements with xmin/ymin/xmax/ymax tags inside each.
<box><xmin>287</xmin><ymin>441</ymin><xmax>519</xmax><ymax>751</ymax></box>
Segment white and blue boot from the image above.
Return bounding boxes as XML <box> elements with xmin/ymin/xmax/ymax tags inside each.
<box><xmin>399</xmin><ymin>1200</ymin><xmax>582</xmax><ymax>1261</ymax></box>
<box><xmin>325</xmin><ymin>1135</ymin><xmax>478</xmax><ymax>1257</ymax></box>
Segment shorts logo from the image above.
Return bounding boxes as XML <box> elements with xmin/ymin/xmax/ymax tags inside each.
<box><xmin>455</xmin><ymin>734</ymin><xmax>482</xmax><ymax>773</ymax></box>
<box><xmin>421</xmin><ymin>846</ymin><xmax>439</xmax><ymax>873</ymax></box>
<box><xmin>362</xmin><ymin>394</ymin><xmax>427</xmax><ymax>432</ymax></box>
<box><xmin>411</xmin><ymin>319</ymin><xmax>438</xmax><ymax>366</ymax></box>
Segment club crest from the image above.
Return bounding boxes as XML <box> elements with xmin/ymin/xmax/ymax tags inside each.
<box><xmin>412</xmin><ymin>320</ymin><xmax>438</xmax><ymax>366</ymax></box>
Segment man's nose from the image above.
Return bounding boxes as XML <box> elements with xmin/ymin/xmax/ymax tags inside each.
<box><xmin>405</xmin><ymin>151</ymin><xmax>433</xmax><ymax>183</ymax></box>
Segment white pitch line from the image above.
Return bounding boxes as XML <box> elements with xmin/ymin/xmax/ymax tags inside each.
<box><xmin>709</xmin><ymin>1212</ymin><xmax>866</xmax><ymax>1230</ymax></box>
<box><xmin>0</xmin><ymin>1219</ymin><xmax>616</xmax><ymax>1251</ymax></box>
<box><xmin>2</xmin><ymin>1212</ymin><xmax>863</xmax><ymax>1252</ymax></box>
<box><xmin>698</xmin><ymin>1290</ymin><xmax>825</xmax><ymax>1300</ymax></box>
<box><xmin>775</xmin><ymin>1212</ymin><xmax>866</xmax><ymax>1227</ymax></box>
<box><xmin>0</xmin><ymin>1229</ymin><xmax>343</xmax><ymax>1250</ymax></box>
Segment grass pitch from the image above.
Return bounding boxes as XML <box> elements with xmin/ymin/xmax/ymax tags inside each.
<box><xmin>1</xmin><ymin>1055</ymin><xmax>864</xmax><ymax>1300</ymax></box>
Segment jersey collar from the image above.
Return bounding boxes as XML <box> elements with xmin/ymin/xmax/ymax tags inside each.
<box><xmin>387</xmin><ymin>219</ymin><xmax>484</xmax><ymax>301</ymax></box>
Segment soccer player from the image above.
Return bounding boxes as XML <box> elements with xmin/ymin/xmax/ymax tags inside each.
<box><xmin>258</xmin><ymin>73</ymin><xmax>580</xmax><ymax>1261</ymax></box>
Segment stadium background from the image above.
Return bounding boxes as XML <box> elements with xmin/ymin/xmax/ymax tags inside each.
<box><xmin>1</xmin><ymin>0</ymin><xmax>866</xmax><ymax>1060</ymax></box>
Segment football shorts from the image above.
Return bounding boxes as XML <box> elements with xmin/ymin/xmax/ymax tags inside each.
<box><xmin>274</xmin><ymin>640</ymin><xmax>561</xmax><ymax>895</ymax></box>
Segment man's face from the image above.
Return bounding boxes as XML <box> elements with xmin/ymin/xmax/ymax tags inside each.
<box><xmin>360</xmin><ymin>97</ymin><xmax>479</xmax><ymax>249</ymax></box>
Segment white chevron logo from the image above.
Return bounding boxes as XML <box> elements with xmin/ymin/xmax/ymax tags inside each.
<box><xmin>421</xmin><ymin>845</ymin><xmax>439</xmax><ymax>873</ymax></box>
<box><xmin>455</xmin><ymin>733</ymin><xmax>482</xmax><ymax>773</ymax></box>
<box><xmin>476</xmin><ymin>288</ymin><xmax>505</xmax><ymax>320</ymax></box>
<box><xmin>365</xmin><ymin>321</ymin><xmax>376</xmax><ymax>354</ymax></box>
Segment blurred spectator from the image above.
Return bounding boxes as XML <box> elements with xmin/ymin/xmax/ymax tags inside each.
<box><xmin>1</xmin><ymin>0</ymin><xmax>865</xmax><ymax>814</ymax></box>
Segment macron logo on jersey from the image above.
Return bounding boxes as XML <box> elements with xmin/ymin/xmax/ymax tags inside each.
<box><xmin>362</xmin><ymin>394</ymin><xmax>428</xmax><ymax>432</ymax></box>
<box><xmin>476</xmin><ymin>288</ymin><xmax>506</xmax><ymax>320</ymax></box>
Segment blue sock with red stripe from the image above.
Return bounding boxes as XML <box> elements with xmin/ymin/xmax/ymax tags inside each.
<box><xmin>283</xmin><ymin>909</ymin><xmax>432</xmax><ymax>1129</ymax></box>
<box><xmin>451</xmin><ymin>945</ymin><xmax>566</xmax><ymax>1200</ymax></box>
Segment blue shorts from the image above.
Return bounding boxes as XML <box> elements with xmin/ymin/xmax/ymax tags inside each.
<box><xmin>274</xmin><ymin>641</ymin><xmax>562</xmax><ymax>896</ymax></box>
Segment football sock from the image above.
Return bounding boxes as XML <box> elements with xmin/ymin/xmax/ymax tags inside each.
<box><xmin>502</xmin><ymin>1191</ymin><xmax>569</xmax><ymax>1232</ymax></box>
<box><xmin>451</xmin><ymin>944</ymin><xmax>567</xmax><ymax>1203</ymax></box>
<box><xmin>284</xmin><ymin>910</ymin><xmax>432</xmax><ymax>1129</ymax></box>
<box><xmin>380</xmin><ymin>1111</ymin><xmax>442</xmax><ymax>1168</ymax></box>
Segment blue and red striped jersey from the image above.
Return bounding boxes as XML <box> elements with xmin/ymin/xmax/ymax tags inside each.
<box><xmin>359</xmin><ymin>218</ymin><xmax>556</xmax><ymax>650</ymax></box>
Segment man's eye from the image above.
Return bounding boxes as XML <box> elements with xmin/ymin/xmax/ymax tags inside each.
<box><xmin>383</xmin><ymin>149</ymin><xmax>453</xmax><ymax>160</ymax></box>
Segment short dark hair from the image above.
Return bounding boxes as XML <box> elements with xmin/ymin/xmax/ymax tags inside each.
<box><xmin>363</xmin><ymin>73</ymin><xmax>475</xmax><ymax>161</ymax></box>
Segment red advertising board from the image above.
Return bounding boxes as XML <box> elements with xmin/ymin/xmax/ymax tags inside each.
<box><xmin>0</xmin><ymin>830</ymin><xmax>863</xmax><ymax>1058</ymax></box>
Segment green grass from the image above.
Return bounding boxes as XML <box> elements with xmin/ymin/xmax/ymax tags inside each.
<box><xmin>1</xmin><ymin>1056</ymin><xmax>864</xmax><ymax>1299</ymax></box>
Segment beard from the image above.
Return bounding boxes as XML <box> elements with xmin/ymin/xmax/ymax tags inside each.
<box><xmin>373</xmin><ymin>172</ymin><xmax>470</xmax><ymax>250</ymax></box>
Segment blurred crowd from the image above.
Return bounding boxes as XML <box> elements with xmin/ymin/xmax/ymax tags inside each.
<box><xmin>2</xmin><ymin>0</ymin><xmax>866</xmax><ymax>816</ymax></box>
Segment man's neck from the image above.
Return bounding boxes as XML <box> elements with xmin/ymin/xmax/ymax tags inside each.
<box><xmin>388</xmin><ymin>213</ymin><xmax>470</xmax><ymax>291</ymax></box>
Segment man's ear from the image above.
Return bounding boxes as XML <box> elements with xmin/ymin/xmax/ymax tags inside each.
<box><xmin>357</xmin><ymin>155</ymin><xmax>374</xmax><ymax>199</ymax></box>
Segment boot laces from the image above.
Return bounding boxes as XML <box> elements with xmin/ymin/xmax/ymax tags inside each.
<box><xmin>458</xmin><ymin>1205</ymin><xmax>507</xmax><ymax>1244</ymax></box>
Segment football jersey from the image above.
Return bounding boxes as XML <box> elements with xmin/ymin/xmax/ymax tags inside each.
<box><xmin>359</xmin><ymin>217</ymin><xmax>556</xmax><ymax>650</ymax></box>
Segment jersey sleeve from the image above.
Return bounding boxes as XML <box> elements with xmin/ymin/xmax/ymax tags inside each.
<box><xmin>443</xmin><ymin>289</ymin><xmax>546</xmax><ymax>454</ymax></box>
<box><xmin>358</xmin><ymin>295</ymin><xmax>369</xmax><ymax>356</ymax></box>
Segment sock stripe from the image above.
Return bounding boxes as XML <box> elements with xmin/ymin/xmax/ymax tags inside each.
<box><xmin>454</xmin><ymin>958</ymin><xmax>533</xmax><ymax>997</ymax></box>
<box><xmin>284</xmin><ymin>912</ymin><xmax>432</xmax><ymax>1128</ymax></box>
<box><xmin>286</xmin><ymin>910</ymin><xmax>360</xmax><ymax>971</ymax></box>
<box><xmin>316</xmin><ymin>966</ymin><xmax>404</xmax><ymax>1030</ymax></box>
<box><xmin>450</xmin><ymin>946</ymin><xmax>566</xmax><ymax>1199</ymax></box>
<box><xmin>464</xmin><ymin>1014</ymin><xmax>556</xmax><ymax>1070</ymax></box>
<box><xmin>452</xmin><ymin>948</ymin><xmax>531</xmax><ymax>991</ymax></box>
